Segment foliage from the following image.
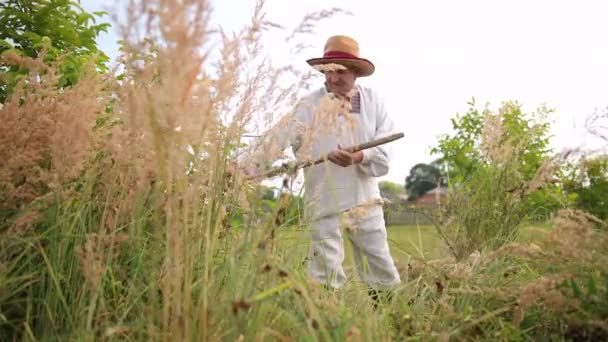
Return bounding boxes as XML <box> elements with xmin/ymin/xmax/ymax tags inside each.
<box><xmin>431</xmin><ymin>99</ymin><xmax>552</xmax><ymax>182</ymax></box>
<box><xmin>0</xmin><ymin>0</ymin><xmax>110</xmax><ymax>102</ymax></box>
<box><xmin>563</xmin><ymin>156</ymin><xmax>608</xmax><ymax>220</ymax></box>
<box><xmin>431</xmin><ymin>99</ymin><xmax>564</xmax><ymax>220</ymax></box>
<box><xmin>259</xmin><ymin>184</ymin><xmax>278</xmax><ymax>201</ymax></box>
<box><xmin>432</xmin><ymin>102</ymin><xmax>562</xmax><ymax>260</ymax></box>
<box><xmin>390</xmin><ymin>209</ymin><xmax>608</xmax><ymax>341</ymax></box>
<box><xmin>435</xmin><ymin>162</ymin><xmax>527</xmax><ymax>260</ymax></box>
<box><xmin>404</xmin><ymin>159</ymin><xmax>446</xmax><ymax>201</ymax></box>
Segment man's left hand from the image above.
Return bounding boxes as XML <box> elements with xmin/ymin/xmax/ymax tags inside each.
<box><xmin>328</xmin><ymin>147</ymin><xmax>364</xmax><ymax>167</ymax></box>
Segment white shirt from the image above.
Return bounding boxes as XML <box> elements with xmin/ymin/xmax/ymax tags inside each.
<box><xmin>242</xmin><ymin>84</ymin><xmax>397</xmax><ymax>220</ymax></box>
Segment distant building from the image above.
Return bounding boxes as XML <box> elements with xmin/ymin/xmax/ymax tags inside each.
<box><xmin>409</xmin><ymin>187</ymin><xmax>448</xmax><ymax>206</ymax></box>
<box><xmin>382</xmin><ymin>187</ymin><xmax>450</xmax><ymax>225</ymax></box>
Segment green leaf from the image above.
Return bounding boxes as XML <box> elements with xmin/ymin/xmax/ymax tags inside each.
<box><xmin>1</xmin><ymin>48</ymin><xmax>24</xmax><ymax>57</ymax></box>
<box><xmin>21</xmin><ymin>31</ymin><xmax>42</xmax><ymax>43</ymax></box>
<box><xmin>587</xmin><ymin>273</ymin><xmax>598</xmax><ymax>296</ymax></box>
<box><xmin>570</xmin><ymin>278</ymin><xmax>582</xmax><ymax>299</ymax></box>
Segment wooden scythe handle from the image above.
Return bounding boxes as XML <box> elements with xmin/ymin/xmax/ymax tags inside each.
<box><xmin>253</xmin><ymin>132</ymin><xmax>405</xmax><ymax>179</ymax></box>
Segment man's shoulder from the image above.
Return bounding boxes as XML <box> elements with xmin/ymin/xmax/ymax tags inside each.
<box><xmin>293</xmin><ymin>88</ymin><xmax>324</xmax><ymax>120</ymax></box>
<box><xmin>300</xmin><ymin>87</ymin><xmax>325</xmax><ymax>102</ymax></box>
<box><xmin>356</xmin><ymin>85</ymin><xmax>382</xmax><ymax>100</ymax></box>
<box><xmin>295</xmin><ymin>88</ymin><xmax>325</xmax><ymax>112</ymax></box>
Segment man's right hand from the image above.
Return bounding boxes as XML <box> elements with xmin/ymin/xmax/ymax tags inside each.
<box><xmin>227</xmin><ymin>161</ymin><xmax>256</xmax><ymax>179</ymax></box>
<box><xmin>328</xmin><ymin>147</ymin><xmax>363</xmax><ymax>167</ymax></box>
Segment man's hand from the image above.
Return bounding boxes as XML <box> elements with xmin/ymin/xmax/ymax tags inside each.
<box><xmin>227</xmin><ymin>160</ymin><xmax>257</xmax><ymax>179</ymax></box>
<box><xmin>328</xmin><ymin>146</ymin><xmax>364</xmax><ymax>167</ymax></box>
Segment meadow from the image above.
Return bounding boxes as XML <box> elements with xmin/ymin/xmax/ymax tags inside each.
<box><xmin>1</xmin><ymin>0</ymin><xmax>606</xmax><ymax>341</ymax></box>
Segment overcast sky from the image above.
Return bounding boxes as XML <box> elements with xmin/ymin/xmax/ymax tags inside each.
<box><xmin>82</xmin><ymin>0</ymin><xmax>607</xmax><ymax>184</ymax></box>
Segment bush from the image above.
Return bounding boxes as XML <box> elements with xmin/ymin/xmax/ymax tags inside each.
<box><xmin>563</xmin><ymin>155</ymin><xmax>608</xmax><ymax>220</ymax></box>
<box><xmin>433</xmin><ymin>104</ymin><xmax>563</xmax><ymax>260</ymax></box>
<box><xmin>432</xmin><ymin>100</ymin><xmax>565</xmax><ymax>222</ymax></box>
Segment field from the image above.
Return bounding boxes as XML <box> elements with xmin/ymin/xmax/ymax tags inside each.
<box><xmin>1</xmin><ymin>0</ymin><xmax>607</xmax><ymax>340</ymax></box>
<box><xmin>277</xmin><ymin>223</ymin><xmax>551</xmax><ymax>282</ymax></box>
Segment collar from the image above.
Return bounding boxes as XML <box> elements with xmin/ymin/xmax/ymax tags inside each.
<box><xmin>323</xmin><ymin>83</ymin><xmax>359</xmax><ymax>102</ymax></box>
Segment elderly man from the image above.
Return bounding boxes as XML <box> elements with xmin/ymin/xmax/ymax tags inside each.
<box><xmin>241</xmin><ymin>35</ymin><xmax>401</xmax><ymax>299</ymax></box>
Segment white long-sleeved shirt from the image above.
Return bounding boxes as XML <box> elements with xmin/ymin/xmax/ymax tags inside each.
<box><xmin>242</xmin><ymin>84</ymin><xmax>397</xmax><ymax>220</ymax></box>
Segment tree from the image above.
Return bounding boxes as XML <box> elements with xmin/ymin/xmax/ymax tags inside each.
<box><xmin>563</xmin><ymin>156</ymin><xmax>608</xmax><ymax>220</ymax></box>
<box><xmin>0</xmin><ymin>0</ymin><xmax>110</xmax><ymax>101</ymax></box>
<box><xmin>404</xmin><ymin>160</ymin><xmax>446</xmax><ymax>201</ymax></box>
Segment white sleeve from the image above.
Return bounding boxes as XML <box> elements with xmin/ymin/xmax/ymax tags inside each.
<box><xmin>356</xmin><ymin>92</ymin><xmax>396</xmax><ymax>177</ymax></box>
<box><xmin>237</xmin><ymin>102</ymin><xmax>309</xmax><ymax>176</ymax></box>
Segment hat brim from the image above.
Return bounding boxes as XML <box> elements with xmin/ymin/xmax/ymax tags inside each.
<box><xmin>306</xmin><ymin>57</ymin><xmax>375</xmax><ymax>77</ymax></box>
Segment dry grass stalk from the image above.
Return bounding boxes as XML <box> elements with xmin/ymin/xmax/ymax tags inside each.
<box><xmin>481</xmin><ymin>242</ymin><xmax>543</xmax><ymax>266</ymax></box>
<box><xmin>585</xmin><ymin>106</ymin><xmax>608</xmax><ymax>142</ymax></box>
<box><xmin>513</xmin><ymin>273</ymin><xmax>573</xmax><ymax>327</ymax></box>
<box><xmin>0</xmin><ymin>0</ymin><xmax>412</xmax><ymax>339</ymax></box>
<box><xmin>93</xmin><ymin>0</ymin><xmax>354</xmax><ymax>338</ymax></box>
<box><xmin>480</xmin><ymin>111</ymin><xmax>505</xmax><ymax>164</ymax></box>
<box><xmin>75</xmin><ymin>233</ymin><xmax>129</xmax><ymax>289</ymax></box>
<box><xmin>0</xmin><ymin>52</ymin><xmax>107</xmax><ymax>227</ymax></box>
<box><xmin>285</xmin><ymin>7</ymin><xmax>352</xmax><ymax>49</ymax></box>
<box><xmin>312</xmin><ymin>63</ymin><xmax>347</xmax><ymax>73</ymax></box>
<box><xmin>339</xmin><ymin>199</ymin><xmax>382</xmax><ymax>233</ymax></box>
<box><xmin>543</xmin><ymin>209</ymin><xmax>607</xmax><ymax>262</ymax></box>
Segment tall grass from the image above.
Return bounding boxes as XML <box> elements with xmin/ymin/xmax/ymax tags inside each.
<box><xmin>1</xmin><ymin>0</ymin><xmax>607</xmax><ymax>341</ymax></box>
<box><xmin>1</xmin><ymin>0</ymin><xmax>386</xmax><ymax>340</ymax></box>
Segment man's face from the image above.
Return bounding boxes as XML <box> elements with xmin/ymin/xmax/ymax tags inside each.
<box><xmin>324</xmin><ymin>68</ymin><xmax>357</xmax><ymax>96</ymax></box>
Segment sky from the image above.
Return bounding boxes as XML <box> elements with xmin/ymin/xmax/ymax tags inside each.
<box><xmin>81</xmin><ymin>0</ymin><xmax>608</xmax><ymax>184</ymax></box>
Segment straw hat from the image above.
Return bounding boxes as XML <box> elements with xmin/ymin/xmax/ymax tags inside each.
<box><xmin>306</xmin><ymin>35</ymin><xmax>375</xmax><ymax>77</ymax></box>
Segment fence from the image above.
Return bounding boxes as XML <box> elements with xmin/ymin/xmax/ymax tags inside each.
<box><xmin>383</xmin><ymin>203</ymin><xmax>437</xmax><ymax>226</ymax></box>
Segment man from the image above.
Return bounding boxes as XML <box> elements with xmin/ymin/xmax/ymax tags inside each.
<box><xmin>241</xmin><ymin>35</ymin><xmax>401</xmax><ymax>297</ymax></box>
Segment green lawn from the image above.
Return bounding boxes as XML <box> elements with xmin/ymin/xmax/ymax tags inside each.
<box><xmin>276</xmin><ymin>222</ymin><xmax>551</xmax><ymax>278</ymax></box>
<box><xmin>387</xmin><ymin>225</ymin><xmax>442</xmax><ymax>259</ymax></box>
<box><xmin>385</xmin><ymin>223</ymin><xmax>552</xmax><ymax>262</ymax></box>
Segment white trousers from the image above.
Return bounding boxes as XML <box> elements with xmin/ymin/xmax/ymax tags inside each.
<box><xmin>308</xmin><ymin>205</ymin><xmax>401</xmax><ymax>289</ymax></box>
